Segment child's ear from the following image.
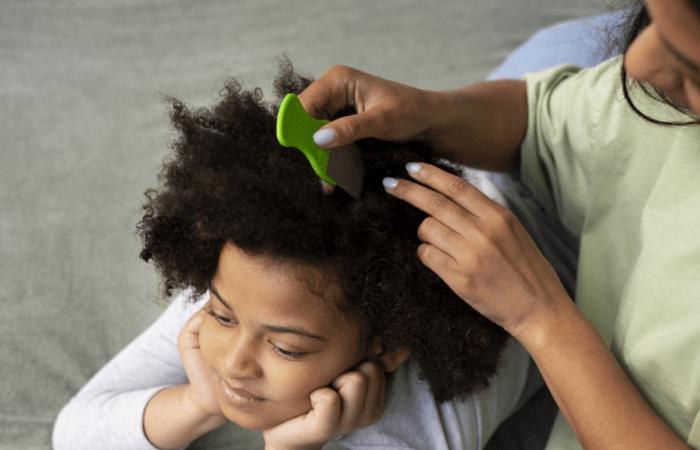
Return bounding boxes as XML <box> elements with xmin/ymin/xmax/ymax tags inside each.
<box><xmin>366</xmin><ymin>337</ymin><xmax>410</xmax><ymax>373</ymax></box>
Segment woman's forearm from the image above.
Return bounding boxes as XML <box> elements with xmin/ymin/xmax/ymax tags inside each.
<box><xmin>428</xmin><ymin>80</ymin><xmax>528</xmax><ymax>172</ymax></box>
<box><xmin>520</xmin><ymin>299</ymin><xmax>690</xmax><ymax>449</ymax></box>
<box><xmin>143</xmin><ymin>385</ymin><xmax>227</xmax><ymax>450</ymax></box>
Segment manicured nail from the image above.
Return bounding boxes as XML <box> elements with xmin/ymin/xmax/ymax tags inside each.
<box><xmin>320</xmin><ymin>180</ymin><xmax>336</xmax><ymax>195</ymax></box>
<box><xmin>406</xmin><ymin>162</ymin><xmax>422</xmax><ymax>174</ymax></box>
<box><xmin>382</xmin><ymin>177</ymin><xmax>398</xmax><ymax>190</ymax></box>
<box><xmin>313</xmin><ymin>128</ymin><xmax>337</xmax><ymax>146</ymax></box>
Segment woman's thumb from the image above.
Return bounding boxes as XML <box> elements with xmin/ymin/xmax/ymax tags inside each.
<box><xmin>313</xmin><ymin>113</ymin><xmax>372</xmax><ymax>149</ymax></box>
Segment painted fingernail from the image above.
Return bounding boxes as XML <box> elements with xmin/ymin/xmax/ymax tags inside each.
<box><xmin>382</xmin><ymin>177</ymin><xmax>398</xmax><ymax>190</ymax></box>
<box><xmin>320</xmin><ymin>180</ymin><xmax>336</xmax><ymax>195</ymax></box>
<box><xmin>313</xmin><ymin>128</ymin><xmax>337</xmax><ymax>146</ymax></box>
<box><xmin>406</xmin><ymin>162</ymin><xmax>422</xmax><ymax>174</ymax></box>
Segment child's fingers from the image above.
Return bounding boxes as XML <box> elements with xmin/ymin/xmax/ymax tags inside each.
<box><xmin>331</xmin><ymin>369</ymin><xmax>369</xmax><ymax>432</ymax></box>
<box><xmin>306</xmin><ymin>387</ymin><xmax>342</xmax><ymax>439</ymax></box>
<box><xmin>177</xmin><ymin>308</ymin><xmax>213</xmax><ymax>387</ymax></box>
<box><xmin>177</xmin><ymin>307</ymin><xmax>208</xmax><ymax>351</ymax></box>
<box><xmin>356</xmin><ymin>361</ymin><xmax>386</xmax><ymax>421</ymax></box>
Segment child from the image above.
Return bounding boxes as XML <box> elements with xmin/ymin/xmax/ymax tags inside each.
<box><xmin>52</xmin><ymin>60</ymin><xmax>534</xmax><ymax>450</ymax></box>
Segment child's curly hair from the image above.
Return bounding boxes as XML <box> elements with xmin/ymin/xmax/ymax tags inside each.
<box><xmin>137</xmin><ymin>58</ymin><xmax>508</xmax><ymax>402</ymax></box>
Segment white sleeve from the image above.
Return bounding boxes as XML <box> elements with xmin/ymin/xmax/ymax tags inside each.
<box><xmin>336</xmin><ymin>339</ymin><xmax>536</xmax><ymax>450</ymax></box>
<box><xmin>52</xmin><ymin>290</ymin><xmax>208</xmax><ymax>450</ymax></box>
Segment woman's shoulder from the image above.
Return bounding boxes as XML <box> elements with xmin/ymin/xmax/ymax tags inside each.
<box><xmin>527</xmin><ymin>55</ymin><xmax>694</xmax><ymax>129</ymax></box>
<box><xmin>523</xmin><ymin>55</ymin><xmax>623</xmax><ymax>110</ymax></box>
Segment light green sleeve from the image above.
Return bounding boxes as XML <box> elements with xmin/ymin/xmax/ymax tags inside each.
<box><xmin>519</xmin><ymin>59</ymin><xmax>617</xmax><ymax>237</ymax></box>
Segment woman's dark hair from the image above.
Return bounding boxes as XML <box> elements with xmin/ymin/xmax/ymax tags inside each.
<box><xmin>137</xmin><ymin>59</ymin><xmax>508</xmax><ymax>402</ymax></box>
<box><xmin>620</xmin><ymin>0</ymin><xmax>700</xmax><ymax>125</ymax></box>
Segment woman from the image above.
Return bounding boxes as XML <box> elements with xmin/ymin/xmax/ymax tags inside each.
<box><xmin>300</xmin><ymin>0</ymin><xmax>700</xmax><ymax>448</ymax></box>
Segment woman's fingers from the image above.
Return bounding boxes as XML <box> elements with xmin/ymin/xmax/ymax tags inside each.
<box><xmin>298</xmin><ymin>65</ymin><xmax>436</xmax><ymax>149</ymax></box>
<box><xmin>320</xmin><ymin>180</ymin><xmax>336</xmax><ymax>195</ymax></box>
<box><xmin>417</xmin><ymin>243</ymin><xmax>474</xmax><ymax>301</ymax></box>
<box><xmin>416</xmin><ymin>217</ymin><xmax>465</xmax><ymax>266</ymax></box>
<box><xmin>298</xmin><ymin>65</ymin><xmax>358</xmax><ymax>121</ymax></box>
<box><xmin>298</xmin><ymin>65</ymin><xmax>369</xmax><ymax>148</ymax></box>
<box><xmin>383</xmin><ymin>162</ymin><xmax>572</xmax><ymax>334</ymax></box>
<box><xmin>383</xmin><ymin>172</ymin><xmax>478</xmax><ymax>239</ymax></box>
<box><xmin>402</xmin><ymin>162</ymin><xmax>497</xmax><ymax>217</ymax></box>
<box><xmin>313</xmin><ymin>106</ymin><xmax>388</xmax><ymax>148</ymax></box>
<box><xmin>387</xmin><ymin>163</ymin><xmax>540</xmax><ymax>284</ymax></box>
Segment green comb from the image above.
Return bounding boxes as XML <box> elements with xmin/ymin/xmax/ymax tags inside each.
<box><xmin>276</xmin><ymin>93</ymin><xmax>364</xmax><ymax>199</ymax></box>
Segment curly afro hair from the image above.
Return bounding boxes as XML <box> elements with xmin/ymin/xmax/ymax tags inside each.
<box><xmin>137</xmin><ymin>59</ymin><xmax>508</xmax><ymax>402</ymax></box>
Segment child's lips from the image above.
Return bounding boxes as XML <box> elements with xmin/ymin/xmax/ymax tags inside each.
<box><xmin>219</xmin><ymin>377</ymin><xmax>266</xmax><ymax>405</ymax></box>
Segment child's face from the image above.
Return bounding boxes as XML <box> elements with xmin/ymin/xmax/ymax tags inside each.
<box><xmin>198</xmin><ymin>242</ymin><xmax>367</xmax><ymax>430</ymax></box>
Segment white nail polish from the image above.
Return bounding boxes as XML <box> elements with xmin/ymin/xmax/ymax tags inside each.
<box><xmin>383</xmin><ymin>177</ymin><xmax>398</xmax><ymax>189</ymax></box>
<box><xmin>406</xmin><ymin>162</ymin><xmax>422</xmax><ymax>174</ymax></box>
<box><xmin>313</xmin><ymin>128</ymin><xmax>337</xmax><ymax>146</ymax></box>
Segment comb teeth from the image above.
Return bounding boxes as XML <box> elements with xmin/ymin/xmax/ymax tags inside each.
<box><xmin>326</xmin><ymin>143</ymin><xmax>365</xmax><ymax>199</ymax></box>
<box><xmin>276</xmin><ymin>93</ymin><xmax>365</xmax><ymax>199</ymax></box>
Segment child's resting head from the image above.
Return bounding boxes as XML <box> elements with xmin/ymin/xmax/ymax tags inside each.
<box><xmin>137</xmin><ymin>59</ymin><xmax>507</xmax><ymax>430</ymax></box>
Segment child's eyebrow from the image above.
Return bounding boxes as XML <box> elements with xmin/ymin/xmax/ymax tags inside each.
<box><xmin>209</xmin><ymin>284</ymin><xmax>326</xmax><ymax>341</ymax></box>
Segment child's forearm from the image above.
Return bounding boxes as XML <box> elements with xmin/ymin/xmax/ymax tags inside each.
<box><xmin>427</xmin><ymin>80</ymin><xmax>528</xmax><ymax>172</ymax></box>
<box><xmin>143</xmin><ymin>384</ymin><xmax>227</xmax><ymax>450</ymax></box>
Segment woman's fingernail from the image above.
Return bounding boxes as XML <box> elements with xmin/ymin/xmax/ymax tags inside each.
<box><xmin>382</xmin><ymin>177</ymin><xmax>398</xmax><ymax>190</ymax></box>
<box><xmin>313</xmin><ymin>128</ymin><xmax>337</xmax><ymax>146</ymax></box>
<box><xmin>320</xmin><ymin>180</ymin><xmax>336</xmax><ymax>195</ymax></box>
<box><xmin>406</xmin><ymin>162</ymin><xmax>422</xmax><ymax>174</ymax></box>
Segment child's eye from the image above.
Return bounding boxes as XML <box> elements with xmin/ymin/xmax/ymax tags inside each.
<box><xmin>270</xmin><ymin>342</ymin><xmax>307</xmax><ymax>360</ymax></box>
<box><xmin>204</xmin><ymin>306</ymin><xmax>237</xmax><ymax>327</ymax></box>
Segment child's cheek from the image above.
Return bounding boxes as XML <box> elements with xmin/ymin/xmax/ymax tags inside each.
<box><xmin>271</xmin><ymin>362</ymin><xmax>337</xmax><ymax>404</ymax></box>
<box><xmin>267</xmin><ymin>365</ymin><xmax>316</xmax><ymax>413</ymax></box>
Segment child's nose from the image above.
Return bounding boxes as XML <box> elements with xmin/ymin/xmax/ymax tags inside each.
<box><xmin>222</xmin><ymin>337</ymin><xmax>262</xmax><ymax>379</ymax></box>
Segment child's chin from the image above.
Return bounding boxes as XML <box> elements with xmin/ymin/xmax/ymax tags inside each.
<box><xmin>222</xmin><ymin>407</ymin><xmax>289</xmax><ymax>431</ymax></box>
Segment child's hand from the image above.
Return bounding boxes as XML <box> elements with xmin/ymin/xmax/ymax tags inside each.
<box><xmin>178</xmin><ymin>305</ymin><xmax>227</xmax><ymax>421</ymax></box>
<box><xmin>262</xmin><ymin>361</ymin><xmax>386</xmax><ymax>450</ymax></box>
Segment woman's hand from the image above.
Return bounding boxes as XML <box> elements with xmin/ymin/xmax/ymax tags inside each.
<box><xmin>178</xmin><ymin>306</ymin><xmax>227</xmax><ymax>420</ymax></box>
<box><xmin>299</xmin><ymin>66</ymin><xmax>527</xmax><ymax>173</ymax></box>
<box><xmin>299</xmin><ymin>65</ymin><xmax>444</xmax><ymax>149</ymax></box>
<box><xmin>383</xmin><ymin>162</ymin><xmax>571</xmax><ymax>340</ymax></box>
<box><xmin>262</xmin><ymin>361</ymin><xmax>386</xmax><ymax>450</ymax></box>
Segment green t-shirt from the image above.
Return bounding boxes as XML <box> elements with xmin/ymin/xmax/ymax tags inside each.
<box><xmin>521</xmin><ymin>56</ymin><xmax>700</xmax><ymax>449</ymax></box>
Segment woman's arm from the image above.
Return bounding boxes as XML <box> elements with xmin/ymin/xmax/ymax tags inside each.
<box><xmin>382</xmin><ymin>162</ymin><xmax>691</xmax><ymax>449</ymax></box>
<box><xmin>429</xmin><ymin>80</ymin><xmax>528</xmax><ymax>172</ymax></box>
<box><xmin>521</xmin><ymin>299</ymin><xmax>691</xmax><ymax>450</ymax></box>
